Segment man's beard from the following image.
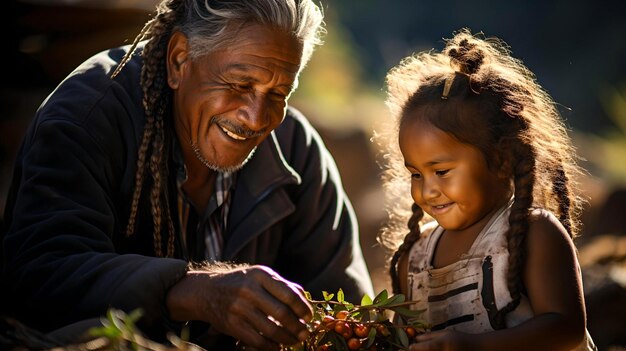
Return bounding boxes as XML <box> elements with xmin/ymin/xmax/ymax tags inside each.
<box><xmin>190</xmin><ymin>142</ymin><xmax>256</xmax><ymax>173</ymax></box>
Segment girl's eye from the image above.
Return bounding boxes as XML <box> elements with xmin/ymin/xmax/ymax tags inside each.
<box><xmin>411</xmin><ymin>173</ymin><xmax>422</xmax><ymax>180</ymax></box>
<box><xmin>435</xmin><ymin>169</ymin><xmax>450</xmax><ymax>176</ymax></box>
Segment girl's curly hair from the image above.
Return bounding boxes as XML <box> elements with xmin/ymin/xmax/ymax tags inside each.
<box><xmin>375</xmin><ymin>28</ymin><xmax>585</xmax><ymax>328</ymax></box>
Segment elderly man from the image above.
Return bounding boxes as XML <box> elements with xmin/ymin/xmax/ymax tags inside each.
<box><xmin>0</xmin><ymin>0</ymin><xmax>374</xmax><ymax>349</ymax></box>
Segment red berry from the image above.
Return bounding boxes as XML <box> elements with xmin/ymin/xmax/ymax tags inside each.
<box><xmin>335</xmin><ymin>310</ymin><xmax>349</xmax><ymax>320</ymax></box>
<box><xmin>347</xmin><ymin>337</ymin><xmax>362</xmax><ymax>350</ymax></box>
<box><xmin>375</xmin><ymin>324</ymin><xmax>390</xmax><ymax>337</ymax></box>
<box><xmin>322</xmin><ymin>315</ymin><xmax>336</xmax><ymax>330</ymax></box>
<box><xmin>353</xmin><ymin>323</ymin><xmax>371</xmax><ymax>338</ymax></box>
<box><xmin>405</xmin><ymin>326</ymin><xmax>417</xmax><ymax>338</ymax></box>
<box><xmin>335</xmin><ymin>321</ymin><xmax>353</xmax><ymax>339</ymax></box>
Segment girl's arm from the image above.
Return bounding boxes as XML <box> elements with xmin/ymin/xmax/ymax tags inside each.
<box><xmin>410</xmin><ymin>210</ymin><xmax>588</xmax><ymax>351</ymax></box>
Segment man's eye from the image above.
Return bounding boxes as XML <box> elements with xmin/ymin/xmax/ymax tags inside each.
<box><xmin>435</xmin><ymin>169</ymin><xmax>450</xmax><ymax>176</ymax></box>
<box><xmin>231</xmin><ymin>83</ymin><xmax>252</xmax><ymax>92</ymax></box>
<box><xmin>270</xmin><ymin>91</ymin><xmax>288</xmax><ymax>100</ymax></box>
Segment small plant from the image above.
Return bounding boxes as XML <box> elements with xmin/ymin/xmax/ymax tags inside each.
<box><xmin>283</xmin><ymin>289</ymin><xmax>429</xmax><ymax>351</ymax></box>
<box><xmin>87</xmin><ymin>308</ymin><xmax>201</xmax><ymax>351</ymax></box>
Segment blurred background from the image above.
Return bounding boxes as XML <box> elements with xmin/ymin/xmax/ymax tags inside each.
<box><xmin>1</xmin><ymin>0</ymin><xmax>625</xmax><ymax>349</ymax></box>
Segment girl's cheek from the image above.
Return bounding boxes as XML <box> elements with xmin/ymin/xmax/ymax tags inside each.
<box><xmin>410</xmin><ymin>184</ymin><xmax>421</xmax><ymax>203</ymax></box>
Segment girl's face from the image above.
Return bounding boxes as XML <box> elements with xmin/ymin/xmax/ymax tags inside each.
<box><xmin>399</xmin><ymin>116</ymin><xmax>511</xmax><ymax>234</ymax></box>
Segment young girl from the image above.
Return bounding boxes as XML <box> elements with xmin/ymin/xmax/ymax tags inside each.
<box><xmin>377</xmin><ymin>29</ymin><xmax>597</xmax><ymax>350</ymax></box>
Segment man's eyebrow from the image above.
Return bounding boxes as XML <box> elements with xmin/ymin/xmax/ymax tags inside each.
<box><xmin>223</xmin><ymin>63</ymin><xmax>260</xmax><ymax>80</ymax></box>
<box><xmin>225</xmin><ymin>63</ymin><xmax>254</xmax><ymax>72</ymax></box>
<box><xmin>225</xmin><ymin>63</ymin><xmax>296</xmax><ymax>91</ymax></box>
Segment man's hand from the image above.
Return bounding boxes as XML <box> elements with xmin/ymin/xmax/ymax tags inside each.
<box><xmin>167</xmin><ymin>264</ymin><xmax>313</xmax><ymax>350</ymax></box>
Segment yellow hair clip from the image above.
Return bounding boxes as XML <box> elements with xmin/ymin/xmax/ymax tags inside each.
<box><xmin>441</xmin><ymin>75</ymin><xmax>454</xmax><ymax>99</ymax></box>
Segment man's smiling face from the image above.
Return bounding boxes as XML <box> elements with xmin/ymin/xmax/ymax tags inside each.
<box><xmin>168</xmin><ymin>22</ymin><xmax>303</xmax><ymax>172</ymax></box>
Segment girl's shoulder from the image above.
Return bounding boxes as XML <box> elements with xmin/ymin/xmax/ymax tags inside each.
<box><xmin>420</xmin><ymin>219</ymin><xmax>439</xmax><ymax>237</ymax></box>
<box><xmin>528</xmin><ymin>208</ymin><xmax>566</xmax><ymax>234</ymax></box>
<box><xmin>526</xmin><ymin>208</ymin><xmax>575</xmax><ymax>256</ymax></box>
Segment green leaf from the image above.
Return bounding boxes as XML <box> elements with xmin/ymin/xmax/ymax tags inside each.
<box><xmin>329</xmin><ymin>331</ymin><xmax>349</xmax><ymax>351</ymax></box>
<box><xmin>359</xmin><ymin>310</ymin><xmax>369</xmax><ymax>322</ymax></box>
<box><xmin>322</xmin><ymin>291</ymin><xmax>334</xmax><ymax>301</ymax></box>
<box><xmin>360</xmin><ymin>293</ymin><xmax>373</xmax><ymax>306</ymax></box>
<box><xmin>392</xmin><ymin>307</ymin><xmax>425</xmax><ymax>318</ymax></box>
<box><xmin>123</xmin><ymin>309</ymin><xmax>143</xmax><ymax>336</ymax></box>
<box><xmin>379</xmin><ymin>293</ymin><xmax>405</xmax><ymax>307</ymax></box>
<box><xmin>304</xmin><ymin>291</ymin><xmax>312</xmax><ymax>301</ymax></box>
<box><xmin>180</xmin><ymin>326</ymin><xmax>190</xmax><ymax>342</ymax></box>
<box><xmin>396</xmin><ymin>327</ymin><xmax>409</xmax><ymax>348</ymax></box>
<box><xmin>89</xmin><ymin>325</ymin><xmax>121</xmax><ymax>339</ymax></box>
<box><xmin>127</xmin><ymin>309</ymin><xmax>143</xmax><ymax>324</ymax></box>
<box><xmin>373</xmin><ymin>289</ymin><xmax>388</xmax><ymax>305</ymax></box>
<box><xmin>410</xmin><ymin>319</ymin><xmax>428</xmax><ymax>329</ymax></box>
<box><xmin>108</xmin><ymin>309</ymin><xmax>126</xmax><ymax>331</ymax></box>
<box><xmin>337</xmin><ymin>289</ymin><xmax>345</xmax><ymax>303</ymax></box>
<box><xmin>364</xmin><ymin>327</ymin><xmax>377</xmax><ymax>348</ymax></box>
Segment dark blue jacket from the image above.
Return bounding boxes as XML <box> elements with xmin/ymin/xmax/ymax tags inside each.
<box><xmin>1</xmin><ymin>44</ymin><xmax>373</xmax><ymax>345</ymax></box>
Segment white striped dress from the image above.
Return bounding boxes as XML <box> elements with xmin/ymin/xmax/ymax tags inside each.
<box><xmin>406</xmin><ymin>201</ymin><xmax>596</xmax><ymax>350</ymax></box>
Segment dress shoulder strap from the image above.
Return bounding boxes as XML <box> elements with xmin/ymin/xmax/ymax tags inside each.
<box><xmin>407</xmin><ymin>220</ymin><xmax>443</xmax><ymax>272</ymax></box>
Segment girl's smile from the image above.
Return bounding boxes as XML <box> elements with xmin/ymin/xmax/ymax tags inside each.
<box><xmin>428</xmin><ymin>202</ymin><xmax>454</xmax><ymax>216</ymax></box>
<box><xmin>398</xmin><ymin>114</ymin><xmax>511</xmax><ymax>236</ymax></box>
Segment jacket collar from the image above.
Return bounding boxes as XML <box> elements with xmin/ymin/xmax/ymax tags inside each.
<box><xmin>237</xmin><ymin>131</ymin><xmax>301</xmax><ymax>198</ymax></box>
<box><xmin>223</xmin><ymin>131</ymin><xmax>301</xmax><ymax>259</ymax></box>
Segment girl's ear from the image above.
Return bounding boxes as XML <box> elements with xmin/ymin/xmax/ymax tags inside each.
<box><xmin>492</xmin><ymin>142</ymin><xmax>513</xmax><ymax>180</ymax></box>
<box><xmin>166</xmin><ymin>31</ymin><xmax>189</xmax><ymax>90</ymax></box>
<box><xmin>497</xmin><ymin>157</ymin><xmax>512</xmax><ymax>180</ymax></box>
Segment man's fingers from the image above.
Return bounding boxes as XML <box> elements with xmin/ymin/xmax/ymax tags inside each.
<box><xmin>252</xmin><ymin>267</ymin><xmax>312</xmax><ymax>340</ymax></box>
<box><xmin>201</xmin><ymin>265</ymin><xmax>313</xmax><ymax>348</ymax></box>
<box><xmin>233</xmin><ymin>319</ymin><xmax>281</xmax><ymax>351</ymax></box>
<box><xmin>247</xmin><ymin>306</ymin><xmax>301</xmax><ymax>346</ymax></box>
<box><xmin>258</xmin><ymin>267</ymin><xmax>313</xmax><ymax>320</ymax></box>
<box><xmin>258</xmin><ymin>296</ymin><xmax>310</xmax><ymax>340</ymax></box>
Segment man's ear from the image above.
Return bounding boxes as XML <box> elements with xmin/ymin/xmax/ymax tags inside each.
<box><xmin>166</xmin><ymin>31</ymin><xmax>189</xmax><ymax>89</ymax></box>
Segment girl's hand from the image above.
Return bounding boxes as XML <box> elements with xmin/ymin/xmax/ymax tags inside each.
<box><xmin>409</xmin><ymin>329</ymin><xmax>472</xmax><ymax>351</ymax></box>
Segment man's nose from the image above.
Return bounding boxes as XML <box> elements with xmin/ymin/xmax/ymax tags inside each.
<box><xmin>240</xmin><ymin>92</ymin><xmax>271</xmax><ymax>132</ymax></box>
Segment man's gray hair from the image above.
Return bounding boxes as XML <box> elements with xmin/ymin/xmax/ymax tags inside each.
<box><xmin>178</xmin><ymin>0</ymin><xmax>325</xmax><ymax>69</ymax></box>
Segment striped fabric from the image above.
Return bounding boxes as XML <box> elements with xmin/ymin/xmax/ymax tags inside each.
<box><xmin>176</xmin><ymin>171</ymin><xmax>235</xmax><ymax>262</ymax></box>
<box><xmin>202</xmin><ymin>171</ymin><xmax>234</xmax><ymax>261</ymax></box>
<box><xmin>407</xmin><ymin>200</ymin><xmax>596</xmax><ymax>350</ymax></box>
<box><xmin>173</xmin><ymin>142</ymin><xmax>235</xmax><ymax>262</ymax></box>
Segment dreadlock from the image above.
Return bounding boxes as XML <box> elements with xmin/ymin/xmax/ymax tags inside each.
<box><xmin>110</xmin><ymin>0</ymin><xmax>324</xmax><ymax>257</ymax></box>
